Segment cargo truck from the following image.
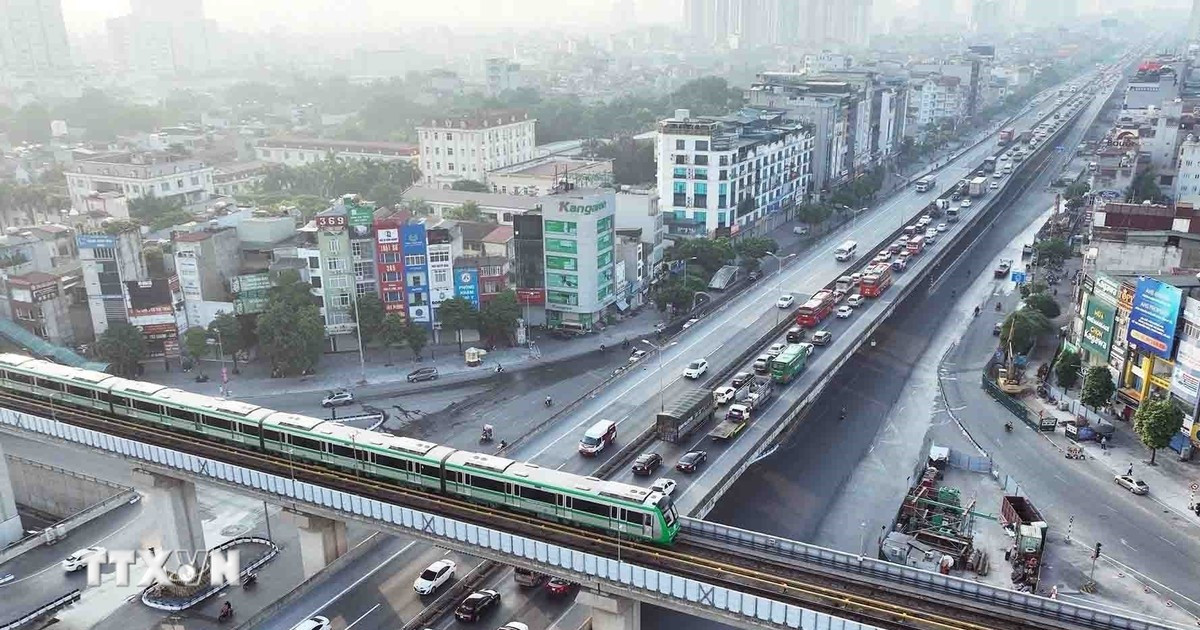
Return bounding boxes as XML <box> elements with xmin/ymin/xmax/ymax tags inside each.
<box><xmin>982</xmin><ymin>156</ymin><xmax>997</xmax><ymax>173</ymax></box>
<box><xmin>709</xmin><ymin>378</ymin><xmax>771</xmax><ymax>440</ymax></box>
<box><xmin>968</xmin><ymin>176</ymin><xmax>988</xmax><ymax>198</ymax></box>
<box><xmin>1018</xmin><ymin>131</ymin><xmax>1033</xmax><ymax>145</ymax></box>
<box><xmin>998</xmin><ymin>128</ymin><xmax>1015</xmax><ymax>145</ymax></box>
<box><xmin>655</xmin><ymin>388</ymin><xmax>716</xmax><ymax>443</ymax></box>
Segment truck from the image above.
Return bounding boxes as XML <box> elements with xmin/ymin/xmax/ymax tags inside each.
<box><xmin>915</xmin><ymin>176</ymin><xmax>936</xmax><ymax>193</ymax></box>
<box><xmin>770</xmin><ymin>343</ymin><xmax>812</xmax><ymax>384</ymax></box>
<box><xmin>745</xmin><ymin>377</ymin><xmax>775</xmax><ymax>409</ymax></box>
<box><xmin>709</xmin><ymin>378</ymin><xmax>771</xmax><ymax>440</ymax></box>
<box><xmin>998</xmin><ymin>127</ymin><xmax>1015</xmax><ymax>145</ymax></box>
<box><xmin>1018</xmin><ymin>130</ymin><xmax>1033</xmax><ymax>145</ymax></box>
<box><xmin>1000</xmin><ymin>495</ymin><xmax>1045</xmax><ymax>530</ymax></box>
<box><xmin>982</xmin><ymin>156</ymin><xmax>997</xmax><ymax>173</ymax></box>
<box><xmin>968</xmin><ymin>176</ymin><xmax>988</xmax><ymax>198</ymax></box>
<box><xmin>655</xmin><ymin>388</ymin><xmax>716</xmax><ymax>443</ymax></box>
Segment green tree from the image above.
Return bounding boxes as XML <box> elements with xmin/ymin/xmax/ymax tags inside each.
<box><xmin>1065</xmin><ymin>181</ymin><xmax>1091</xmax><ymax>200</ymax></box>
<box><xmin>257</xmin><ymin>274</ymin><xmax>324</xmax><ymax>376</ymax></box>
<box><xmin>209</xmin><ymin>311</ymin><xmax>249</xmax><ymax>373</ymax></box>
<box><xmin>1034</xmin><ymin>238</ymin><xmax>1071</xmax><ymax>267</ymax></box>
<box><xmin>379</xmin><ymin>313</ymin><xmax>409</xmax><ymax>361</ymax></box>
<box><xmin>182</xmin><ymin>327</ymin><xmax>209</xmax><ymax>363</ymax></box>
<box><xmin>1134</xmin><ymin>397</ymin><xmax>1184</xmax><ymax>465</ymax></box>
<box><xmin>736</xmin><ymin>237</ymin><xmax>780</xmax><ymax>264</ymax></box>
<box><xmin>1000</xmin><ymin>309</ymin><xmax>1053</xmax><ymax>353</ymax></box>
<box><xmin>450</xmin><ymin>179</ymin><xmax>490</xmax><ymax>193</ymax></box>
<box><xmin>96</xmin><ymin>322</ymin><xmax>146</xmax><ymax>376</ymax></box>
<box><xmin>478</xmin><ymin>291</ymin><xmax>521</xmax><ymax>344</ymax></box>
<box><xmin>405</xmin><ymin>322</ymin><xmax>429</xmax><ymax>359</ymax></box>
<box><xmin>1081</xmin><ymin>366</ymin><xmax>1116</xmax><ymax>410</ymax></box>
<box><xmin>437</xmin><ymin>296</ymin><xmax>478</xmax><ymax>351</ymax></box>
<box><xmin>666</xmin><ymin>238</ymin><xmax>735</xmax><ymax>277</ymax></box>
<box><xmin>1055</xmin><ymin>349</ymin><xmax>1082</xmax><ymax>389</ymax></box>
<box><xmin>352</xmin><ymin>295</ymin><xmax>387</xmax><ymax>344</ymax></box>
<box><xmin>796</xmin><ymin>203</ymin><xmax>833</xmax><ymax>227</ymax></box>
<box><xmin>1024</xmin><ymin>292</ymin><xmax>1061</xmax><ymax>319</ymax></box>
<box><xmin>446</xmin><ymin>200</ymin><xmax>485</xmax><ymax>221</ymax></box>
<box><xmin>129</xmin><ymin>195</ymin><xmax>192</xmax><ymax>231</ymax></box>
<box><xmin>405</xmin><ymin>199</ymin><xmax>434</xmax><ymax>217</ymax></box>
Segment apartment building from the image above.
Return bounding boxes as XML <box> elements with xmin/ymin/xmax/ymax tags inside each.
<box><xmin>540</xmin><ymin>188</ymin><xmax>618</xmax><ymax>329</ymax></box>
<box><xmin>416</xmin><ymin>111</ymin><xmax>536</xmax><ymax>188</ymax></box>
<box><xmin>313</xmin><ymin>195</ymin><xmax>379</xmax><ymax>349</ymax></box>
<box><xmin>77</xmin><ymin>226</ymin><xmax>148</xmax><ymax>337</ymax></box>
<box><xmin>173</xmin><ymin>227</ymin><xmax>240</xmax><ymax>329</ymax></box>
<box><xmin>5</xmin><ymin>271</ymin><xmax>76</xmax><ymax>346</ymax></box>
<box><xmin>254</xmin><ymin>138</ymin><xmax>419</xmax><ymax>167</ymax></box>
<box><xmin>212</xmin><ymin>161</ymin><xmax>270</xmax><ymax>197</ymax></box>
<box><xmin>655</xmin><ymin>108</ymin><xmax>813</xmax><ymax>238</ymax></box>
<box><xmin>911</xmin><ymin>74</ymin><xmax>967</xmax><ymax>129</ymax></box>
<box><xmin>64</xmin><ymin>152</ymin><xmax>214</xmax><ymax>214</ymax></box>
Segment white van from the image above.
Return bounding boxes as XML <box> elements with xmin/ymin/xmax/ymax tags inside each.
<box><xmin>834</xmin><ymin>240</ymin><xmax>858</xmax><ymax>262</ymax></box>
<box><xmin>579</xmin><ymin>420</ymin><xmax>617</xmax><ymax>456</ymax></box>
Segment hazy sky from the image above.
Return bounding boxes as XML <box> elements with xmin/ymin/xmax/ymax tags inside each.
<box><xmin>59</xmin><ymin>0</ymin><xmax>681</xmax><ymax>33</ymax></box>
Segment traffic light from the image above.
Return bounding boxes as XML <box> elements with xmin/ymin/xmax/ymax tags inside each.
<box><xmin>1093</xmin><ymin>542</ymin><xmax>1102</xmax><ymax>560</ymax></box>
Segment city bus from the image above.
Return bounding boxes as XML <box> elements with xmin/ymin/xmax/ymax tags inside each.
<box><xmin>796</xmin><ymin>291</ymin><xmax>835</xmax><ymax>327</ymax></box>
<box><xmin>859</xmin><ymin>263</ymin><xmax>894</xmax><ymax>298</ymax></box>
<box><xmin>915</xmin><ymin>176</ymin><xmax>936</xmax><ymax>193</ymax></box>
<box><xmin>906</xmin><ymin>235</ymin><xmax>926</xmax><ymax>255</ymax></box>
<box><xmin>770</xmin><ymin>343</ymin><xmax>814</xmax><ymax>384</ymax></box>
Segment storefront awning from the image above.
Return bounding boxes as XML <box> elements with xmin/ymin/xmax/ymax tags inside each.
<box><xmin>615</xmin><ymin>299</ymin><xmax>630</xmax><ymax>312</ymax></box>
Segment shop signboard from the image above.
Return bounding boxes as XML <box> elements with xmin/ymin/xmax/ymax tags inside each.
<box><xmin>454</xmin><ymin>268</ymin><xmax>480</xmax><ymax>309</ymax></box>
<box><xmin>76</xmin><ymin>234</ymin><xmax>117</xmax><ymax>249</ymax></box>
<box><xmin>1127</xmin><ymin>277</ymin><xmax>1183</xmax><ymax>359</ymax></box>
<box><xmin>516</xmin><ymin>288</ymin><xmax>545</xmax><ymax>305</ymax></box>
<box><xmin>1171</xmin><ymin>333</ymin><xmax>1200</xmax><ymax>408</ymax></box>
<box><xmin>1081</xmin><ymin>295</ymin><xmax>1116</xmax><ymax>357</ymax></box>
<box><xmin>349</xmin><ymin>206</ymin><xmax>374</xmax><ymax>238</ymax></box>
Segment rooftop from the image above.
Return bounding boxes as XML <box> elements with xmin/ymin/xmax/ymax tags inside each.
<box><xmin>483</xmin><ymin>225</ymin><xmax>513</xmax><ymax>243</ymax></box>
<box><xmin>405</xmin><ymin>186</ymin><xmax>545</xmax><ymax>210</ymax></box>
<box><xmin>70</xmin><ymin>152</ymin><xmax>210</xmax><ymax>179</ymax></box>
<box><xmin>492</xmin><ymin>155</ymin><xmax>611</xmax><ymax>179</ymax></box>
<box><xmin>418</xmin><ymin>110</ymin><xmax>532</xmax><ymax>131</ymax></box>
<box><xmin>256</xmin><ymin>137</ymin><xmax>418</xmax><ymax>156</ymax></box>
<box><xmin>8</xmin><ymin>271</ymin><xmax>59</xmax><ymax>285</ymax></box>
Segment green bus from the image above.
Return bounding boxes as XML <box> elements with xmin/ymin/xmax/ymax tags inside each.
<box><xmin>770</xmin><ymin>343</ymin><xmax>813</xmax><ymax>384</ymax></box>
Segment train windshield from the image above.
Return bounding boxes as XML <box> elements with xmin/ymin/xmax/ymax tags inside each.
<box><xmin>658</xmin><ymin>496</ymin><xmax>678</xmax><ymax>526</ymax></box>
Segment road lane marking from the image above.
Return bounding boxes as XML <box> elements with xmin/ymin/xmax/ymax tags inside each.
<box><xmin>305</xmin><ymin>538</ymin><xmax>413</xmax><ymax>619</ymax></box>
<box><xmin>345</xmin><ymin>603</ymin><xmax>380</xmax><ymax>630</ymax></box>
<box><xmin>1120</xmin><ymin>538</ymin><xmax>1136</xmax><ymax>551</ymax></box>
<box><xmin>1158</xmin><ymin>535</ymin><xmax>1177</xmax><ymax>548</ymax></box>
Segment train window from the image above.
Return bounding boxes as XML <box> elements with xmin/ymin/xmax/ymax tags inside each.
<box><xmin>7</xmin><ymin>372</ymin><xmax>31</xmax><ymax>384</ymax></box>
<box><xmin>167</xmin><ymin>407</ymin><xmax>195</xmax><ymax>422</ymax></box>
<box><xmin>110</xmin><ymin>395</ymin><xmax>129</xmax><ymax>408</ymax></box>
<box><xmin>289</xmin><ymin>435</ymin><xmax>323</xmax><ymax>451</ymax></box>
<box><xmin>573</xmin><ymin>499</ymin><xmax>612</xmax><ymax>519</ymax></box>
<box><xmin>203</xmin><ymin>416</ymin><xmax>232</xmax><ymax>431</ymax></box>
<box><xmin>66</xmin><ymin>385</ymin><xmax>93</xmax><ymax>398</ymax></box>
<box><xmin>419</xmin><ymin>464</ymin><xmax>440</xmax><ymax>478</ymax></box>
<box><xmin>262</xmin><ymin>430</ymin><xmax>282</xmax><ymax>443</ymax></box>
<box><xmin>330</xmin><ymin>443</ymin><xmax>355</xmax><ymax>458</ymax></box>
<box><xmin>519</xmin><ymin>485</ymin><xmax>557</xmax><ymax>505</ymax></box>
<box><xmin>240</xmin><ymin>423</ymin><xmax>260</xmax><ymax>438</ymax></box>
<box><xmin>133</xmin><ymin>399</ymin><xmax>161</xmax><ymax>413</ymax></box>
<box><xmin>35</xmin><ymin>378</ymin><xmax>63</xmax><ymax>391</ymax></box>
<box><xmin>621</xmin><ymin>509</ymin><xmax>647</xmax><ymax>526</ymax></box>
<box><xmin>445</xmin><ymin>470</ymin><xmax>462</xmax><ymax>484</ymax></box>
<box><xmin>469</xmin><ymin>475</ymin><xmax>506</xmax><ymax>493</ymax></box>
<box><xmin>377</xmin><ymin>455</ymin><xmax>409</xmax><ymax>471</ymax></box>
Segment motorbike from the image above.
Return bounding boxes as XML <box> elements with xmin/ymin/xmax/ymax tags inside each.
<box><xmin>242</xmin><ymin>573</ymin><xmax>257</xmax><ymax>589</ymax></box>
<box><xmin>194</xmin><ymin>373</ymin><xmax>210</xmax><ymax>383</ymax></box>
<box><xmin>480</xmin><ymin>426</ymin><xmax>494</xmax><ymax>443</ymax></box>
<box><xmin>218</xmin><ymin>607</ymin><xmax>234</xmax><ymax>623</ymax></box>
<box><xmin>544</xmin><ymin>397</ymin><xmax>554</xmax><ymax>408</ymax></box>
<box><xmin>1004</xmin><ymin>422</ymin><xmax>1014</xmax><ymax>433</ymax></box>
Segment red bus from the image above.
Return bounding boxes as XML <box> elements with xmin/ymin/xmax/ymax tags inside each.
<box><xmin>860</xmin><ymin>263</ymin><xmax>893</xmax><ymax>298</ymax></box>
<box><xmin>796</xmin><ymin>290</ymin><xmax>835</xmax><ymax>327</ymax></box>
<box><xmin>906</xmin><ymin>235</ymin><xmax>926</xmax><ymax>255</ymax></box>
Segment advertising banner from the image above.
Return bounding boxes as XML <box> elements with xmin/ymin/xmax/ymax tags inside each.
<box><xmin>230</xmin><ymin>273</ymin><xmax>271</xmax><ymax>294</ymax></box>
<box><xmin>377</xmin><ymin>228</ymin><xmax>399</xmax><ymax>244</ymax></box>
<box><xmin>76</xmin><ymin>234</ymin><xmax>117</xmax><ymax>249</ymax></box>
<box><xmin>1127</xmin><ymin>277</ymin><xmax>1183</xmax><ymax>359</ymax></box>
<box><xmin>516</xmin><ymin>288</ymin><xmax>545</xmax><ymax>305</ymax></box>
<box><xmin>349</xmin><ymin>206</ymin><xmax>374</xmax><ymax>239</ymax></box>
<box><xmin>31</xmin><ymin>281</ymin><xmax>59</xmax><ymax>303</ymax></box>
<box><xmin>1081</xmin><ymin>295</ymin><xmax>1116</xmax><ymax>357</ymax></box>
<box><xmin>315</xmin><ymin>214</ymin><xmax>347</xmax><ymax>231</ymax></box>
<box><xmin>454</xmin><ymin>268</ymin><xmax>480</xmax><ymax>309</ymax></box>
<box><xmin>1171</xmin><ymin>334</ymin><xmax>1200</xmax><ymax>408</ymax></box>
<box><xmin>1094</xmin><ymin>273</ymin><xmax>1120</xmax><ymax>303</ymax></box>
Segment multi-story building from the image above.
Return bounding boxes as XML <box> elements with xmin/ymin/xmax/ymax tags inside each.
<box><xmin>426</xmin><ymin>226</ymin><xmax>455</xmax><ymax>323</ymax></box>
<box><xmin>173</xmin><ymin>227</ymin><xmax>240</xmax><ymax>329</ymax></box>
<box><xmin>313</xmin><ymin>195</ymin><xmax>379</xmax><ymax>349</ymax></box>
<box><xmin>64</xmin><ymin>152</ymin><xmax>214</xmax><ymax>214</ymax></box>
<box><xmin>655</xmin><ymin>108</ymin><xmax>813</xmax><ymax>237</ymax></box>
<box><xmin>124</xmin><ymin>276</ymin><xmax>185</xmax><ymax>360</ymax></box>
<box><xmin>254</xmin><ymin>138</ymin><xmax>419</xmax><ymax>167</ymax></box>
<box><xmin>487</xmin><ymin>155</ymin><xmax>613</xmax><ymax>197</ymax></box>
<box><xmin>212</xmin><ymin>161</ymin><xmax>270</xmax><ymax>197</ymax></box>
<box><xmin>6</xmin><ymin>271</ymin><xmax>75</xmax><ymax>346</ymax></box>
<box><xmin>540</xmin><ymin>188</ymin><xmax>618</xmax><ymax>330</ymax></box>
<box><xmin>402</xmin><ymin>187</ymin><xmax>545</xmax><ymax>224</ymax></box>
<box><xmin>416</xmin><ymin>111</ymin><xmax>536</xmax><ymax>188</ymax></box>
<box><xmin>402</xmin><ymin>223</ymin><xmax>432</xmax><ymax>328</ymax></box>
<box><xmin>614</xmin><ymin>188</ymin><xmax>666</xmax><ymax>268</ymax></box>
<box><xmin>77</xmin><ymin>226</ymin><xmax>147</xmax><ymax>337</ymax></box>
<box><xmin>484</xmin><ymin>57</ymin><xmax>523</xmax><ymax>96</ymax></box>
<box><xmin>374</xmin><ymin>212</ymin><xmax>408</xmax><ymax>316</ymax></box>
<box><xmin>106</xmin><ymin>0</ymin><xmax>218</xmax><ymax>76</ymax></box>
<box><xmin>911</xmin><ymin>74</ymin><xmax>967</xmax><ymax>130</ymax></box>
<box><xmin>0</xmin><ymin>0</ymin><xmax>72</xmax><ymax>80</ymax></box>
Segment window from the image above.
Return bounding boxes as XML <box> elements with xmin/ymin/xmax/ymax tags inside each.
<box><xmin>328</xmin><ymin>239</ymin><xmax>341</xmax><ymax>254</ymax></box>
<box><xmin>429</xmin><ymin>250</ymin><xmax>450</xmax><ymax>263</ymax></box>
<box><xmin>572</xmin><ymin>499</ymin><xmax>611</xmax><ymax>519</ymax></box>
<box><xmin>191</xmin><ymin>176</ymin><xmax>199</xmax><ymax>186</ymax></box>
<box><xmin>449</xmin><ymin>163</ymin><xmax>455</xmax><ymax>171</ymax></box>
<box><xmin>446</xmin><ymin>133</ymin><xmax>453</xmax><ymax>141</ymax></box>
<box><xmin>519</xmin><ymin>484</ymin><xmax>557</xmax><ymax>504</ymax></box>
<box><xmin>380</xmin><ymin>252</ymin><xmax>400</xmax><ymax>263</ymax></box>
<box><xmin>696</xmin><ymin>140</ymin><xmax>709</xmax><ymax>151</ymax></box>
<box><xmin>674</xmin><ymin>155</ymin><xmax>687</xmax><ymax>165</ymax></box>
<box><xmin>310</xmin><ymin>276</ymin><xmax>322</xmax><ymax>288</ymax></box>
<box><xmin>326</xmin><ymin>258</ymin><xmax>346</xmax><ymax>271</ymax></box>
<box><xmin>694</xmin><ymin>168</ymin><xmax>707</xmax><ymax>179</ymax></box>
<box><xmin>176</xmin><ymin>179</ymin><xmax>184</xmax><ymax>188</ymax></box>
<box><xmin>160</xmin><ymin>182</ymin><xmax>170</xmax><ymax>192</ymax></box>
<box><xmin>404</xmin><ymin>254</ymin><xmax>426</xmax><ymax>266</ymax></box>
<box><xmin>385</xmin><ymin>291</ymin><xmax>402</xmax><ymax>302</ymax></box>
<box><xmin>675</xmin><ymin>139</ymin><xmax>685</xmax><ymax>150</ymax></box>
<box><xmin>673</xmin><ymin>167</ymin><xmax>687</xmax><ymax>179</ymax></box>
<box><xmin>352</xmin><ymin>241</ymin><xmax>367</xmax><ymax>258</ymax></box>
<box><xmin>354</xmin><ymin>261</ymin><xmax>373</xmax><ymax>277</ymax></box>
<box><xmin>383</xmin><ymin>271</ymin><xmax>401</xmax><ymax>282</ymax></box>
<box><xmin>329</xmin><ymin>275</ymin><xmax>349</xmax><ymax>289</ymax></box>
<box><xmin>409</xmin><ymin>291</ymin><xmax>426</xmax><ymax>305</ymax></box>
<box><xmin>433</xmin><ymin>269</ymin><xmax>448</xmax><ymax>284</ymax></box>
<box><xmin>469</xmin><ymin>474</ymin><xmax>506</xmax><ymax>493</ymax></box>
<box><xmin>335</xmin><ymin>293</ymin><xmax>351</xmax><ymax>308</ymax></box>
<box><xmin>409</xmin><ymin>275</ymin><xmax>424</xmax><ymax>287</ymax></box>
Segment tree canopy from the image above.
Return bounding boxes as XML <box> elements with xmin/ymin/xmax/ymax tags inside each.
<box><xmin>1000</xmin><ymin>309</ymin><xmax>1052</xmax><ymax>353</ymax></box>
<box><xmin>437</xmin><ymin>296</ymin><xmax>478</xmax><ymax>351</ymax></box>
<box><xmin>96</xmin><ymin>322</ymin><xmax>146</xmax><ymax>376</ymax></box>
<box><xmin>1024</xmin><ymin>292</ymin><xmax>1061</xmax><ymax>319</ymax></box>
<box><xmin>256</xmin><ymin>156</ymin><xmax>420</xmax><ymax>205</ymax></box>
<box><xmin>450</xmin><ymin>180</ymin><xmax>490</xmax><ymax>193</ymax></box>
<box><xmin>351</xmin><ymin>295</ymin><xmax>387</xmax><ymax>345</ymax></box>
<box><xmin>257</xmin><ymin>273</ymin><xmax>324</xmax><ymax>376</ymax></box>
<box><xmin>1055</xmin><ymin>349</ymin><xmax>1081</xmax><ymax>389</ymax></box>
<box><xmin>478</xmin><ymin>291</ymin><xmax>521</xmax><ymax>345</ymax></box>
<box><xmin>1133</xmin><ymin>397</ymin><xmax>1183</xmax><ymax>464</ymax></box>
<box><xmin>1081</xmin><ymin>366</ymin><xmax>1116</xmax><ymax>410</ymax></box>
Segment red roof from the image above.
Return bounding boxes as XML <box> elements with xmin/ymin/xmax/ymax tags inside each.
<box><xmin>8</xmin><ymin>271</ymin><xmax>59</xmax><ymax>285</ymax></box>
<box><xmin>483</xmin><ymin>225</ymin><xmax>514</xmax><ymax>243</ymax></box>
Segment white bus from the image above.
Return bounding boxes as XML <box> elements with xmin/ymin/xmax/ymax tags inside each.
<box><xmin>835</xmin><ymin>240</ymin><xmax>858</xmax><ymax>262</ymax></box>
<box><xmin>915</xmin><ymin>176</ymin><xmax>936</xmax><ymax>193</ymax></box>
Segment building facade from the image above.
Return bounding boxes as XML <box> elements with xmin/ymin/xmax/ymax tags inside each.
<box><xmin>416</xmin><ymin>111</ymin><xmax>536</xmax><ymax>188</ymax></box>
<box><xmin>541</xmin><ymin>189</ymin><xmax>618</xmax><ymax>329</ymax></box>
<box><xmin>254</xmin><ymin>138</ymin><xmax>419</xmax><ymax>167</ymax></box>
<box><xmin>0</xmin><ymin>0</ymin><xmax>72</xmax><ymax>80</ymax></box>
<box><xmin>77</xmin><ymin>227</ymin><xmax>147</xmax><ymax>337</ymax></box>
<box><xmin>173</xmin><ymin>227</ymin><xmax>240</xmax><ymax>330</ymax></box>
<box><xmin>64</xmin><ymin>153</ymin><xmax>214</xmax><ymax>214</ymax></box>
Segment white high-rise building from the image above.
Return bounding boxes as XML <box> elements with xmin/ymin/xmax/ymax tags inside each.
<box><xmin>0</xmin><ymin>0</ymin><xmax>72</xmax><ymax>79</ymax></box>
<box><xmin>1189</xmin><ymin>0</ymin><xmax>1200</xmax><ymax>43</ymax></box>
<box><xmin>417</xmin><ymin>110</ymin><xmax>536</xmax><ymax>189</ymax></box>
<box><xmin>107</xmin><ymin>0</ymin><xmax>217</xmax><ymax>76</ymax></box>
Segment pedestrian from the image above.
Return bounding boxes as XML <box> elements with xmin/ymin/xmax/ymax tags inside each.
<box><xmin>1100</xmin><ymin>436</ymin><xmax>1107</xmax><ymax>451</ymax></box>
<box><xmin>1126</xmin><ymin>463</ymin><xmax>1134</xmax><ymax>476</ymax></box>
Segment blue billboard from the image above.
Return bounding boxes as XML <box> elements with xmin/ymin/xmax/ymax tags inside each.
<box><xmin>402</xmin><ymin>224</ymin><xmax>431</xmax><ymax>325</ymax></box>
<box><xmin>1127</xmin><ymin>277</ymin><xmax>1183</xmax><ymax>359</ymax></box>
<box><xmin>455</xmin><ymin>268</ymin><xmax>480</xmax><ymax>309</ymax></box>
<box><xmin>76</xmin><ymin>234</ymin><xmax>117</xmax><ymax>249</ymax></box>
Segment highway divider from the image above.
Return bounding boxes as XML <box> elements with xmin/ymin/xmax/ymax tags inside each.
<box><xmin>401</xmin><ymin>559</ymin><xmax>501</xmax><ymax>630</ymax></box>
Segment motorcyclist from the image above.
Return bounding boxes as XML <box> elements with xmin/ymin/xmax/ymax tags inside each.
<box><xmin>974</xmin><ymin>305</ymin><xmax>981</xmax><ymax>317</ymax></box>
<box><xmin>545</xmin><ymin>396</ymin><xmax>553</xmax><ymax>407</ymax></box>
<box><xmin>220</xmin><ymin>602</ymin><xmax>233</xmax><ymax>619</ymax></box>
<box><xmin>839</xmin><ymin>408</ymin><xmax>846</xmax><ymax>421</ymax></box>
<box><xmin>482</xmin><ymin>424</ymin><xmax>494</xmax><ymax>441</ymax></box>
<box><xmin>499</xmin><ymin>440</ymin><xmax>508</xmax><ymax>449</ymax></box>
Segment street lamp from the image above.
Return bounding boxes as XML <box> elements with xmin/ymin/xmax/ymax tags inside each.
<box><xmin>642</xmin><ymin>339</ymin><xmax>677</xmax><ymax>412</ymax></box>
<box><xmin>764</xmin><ymin>251</ymin><xmax>794</xmax><ymax>325</ymax></box>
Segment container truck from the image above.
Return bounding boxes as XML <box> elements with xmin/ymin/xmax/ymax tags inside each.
<box><xmin>1018</xmin><ymin>131</ymin><xmax>1033</xmax><ymax>145</ymax></box>
<box><xmin>982</xmin><ymin>156</ymin><xmax>997</xmax><ymax>173</ymax></box>
<box><xmin>968</xmin><ymin>176</ymin><xmax>988</xmax><ymax>197</ymax></box>
<box><xmin>655</xmin><ymin>388</ymin><xmax>715</xmax><ymax>443</ymax></box>
<box><xmin>998</xmin><ymin>128</ymin><xmax>1015</xmax><ymax>145</ymax></box>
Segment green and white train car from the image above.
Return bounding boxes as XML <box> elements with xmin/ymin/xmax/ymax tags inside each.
<box><xmin>0</xmin><ymin>353</ymin><xmax>681</xmax><ymax>545</ymax></box>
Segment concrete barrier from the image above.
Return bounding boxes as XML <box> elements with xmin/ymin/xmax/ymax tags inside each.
<box><xmin>0</xmin><ymin>486</ymin><xmax>137</xmax><ymax>567</ymax></box>
<box><xmin>5</xmin><ymin>454</ymin><xmax>128</xmax><ymax>519</ymax></box>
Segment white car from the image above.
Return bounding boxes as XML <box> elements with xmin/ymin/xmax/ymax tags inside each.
<box><xmin>936</xmin><ymin>223</ymin><xmax>948</xmax><ymax>232</ymax></box>
<box><xmin>924</xmin><ymin>229</ymin><xmax>938</xmax><ymax>242</ymax></box>
<box><xmin>776</xmin><ymin>294</ymin><xmax>795</xmax><ymax>309</ymax></box>
<box><xmin>989</xmin><ymin>181</ymin><xmax>999</xmax><ymax>190</ymax></box>
<box><xmin>321</xmin><ymin>390</ymin><xmax>354</xmax><ymax>408</ymax></box>
<box><xmin>713</xmin><ymin>386</ymin><xmax>737</xmax><ymax>405</ymax></box>
<box><xmin>650</xmin><ymin>478</ymin><xmax>678</xmax><ymax>497</ymax></box>
<box><xmin>767</xmin><ymin>343</ymin><xmax>786</xmax><ymax>357</ymax></box>
<box><xmin>960</xmin><ymin>199</ymin><xmax>972</xmax><ymax>208</ymax></box>
<box><xmin>62</xmin><ymin>546</ymin><xmax>106</xmax><ymax>571</ymax></box>
<box><xmin>682</xmin><ymin>318</ymin><xmax>700</xmax><ymax>330</ymax></box>
<box><xmin>836</xmin><ymin>305</ymin><xmax>853</xmax><ymax>319</ymax></box>
<box><xmin>414</xmin><ymin>559</ymin><xmax>456</xmax><ymax>595</ymax></box>
<box><xmin>290</xmin><ymin>617</ymin><xmax>331</xmax><ymax>630</ymax></box>
<box><xmin>628</xmin><ymin>349</ymin><xmax>648</xmax><ymax>364</ymax></box>
<box><xmin>683</xmin><ymin>359</ymin><xmax>709</xmax><ymax>379</ymax></box>
<box><xmin>846</xmin><ymin>294</ymin><xmax>864</xmax><ymax>308</ymax></box>
<box><xmin>499</xmin><ymin>624</ymin><xmax>530</xmax><ymax>630</ymax></box>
